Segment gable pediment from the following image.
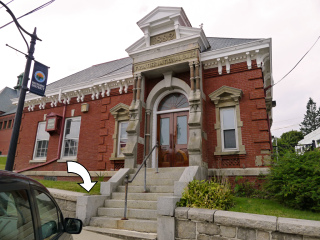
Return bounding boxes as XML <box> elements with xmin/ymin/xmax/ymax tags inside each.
<box><xmin>110</xmin><ymin>103</ymin><xmax>129</xmax><ymax>118</ymax></box>
<box><xmin>209</xmin><ymin>86</ymin><xmax>243</xmax><ymax>105</ymax></box>
<box><xmin>137</xmin><ymin>7</ymin><xmax>191</xmax><ymax>30</ymax></box>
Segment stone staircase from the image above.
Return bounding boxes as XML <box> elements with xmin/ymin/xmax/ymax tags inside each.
<box><xmin>87</xmin><ymin>167</ymin><xmax>185</xmax><ymax>239</ymax></box>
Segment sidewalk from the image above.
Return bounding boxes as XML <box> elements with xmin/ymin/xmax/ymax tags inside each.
<box><xmin>73</xmin><ymin>230</ymin><xmax>121</xmax><ymax>240</ymax></box>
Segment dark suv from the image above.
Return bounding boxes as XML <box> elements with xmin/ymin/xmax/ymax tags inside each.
<box><xmin>0</xmin><ymin>170</ymin><xmax>82</xmax><ymax>239</ymax></box>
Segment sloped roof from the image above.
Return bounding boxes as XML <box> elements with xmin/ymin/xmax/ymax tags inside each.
<box><xmin>46</xmin><ymin>57</ymin><xmax>133</xmax><ymax>91</ymax></box>
<box><xmin>298</xmin><ymin>127</ymin><xmax>320</xmax><ymax>145</ymax></box>
<box><xmin>28</xmin><ymin>37</ymin><xmax>261</xmax><ymax>95</ymax></box>
<box><xmin>204</xmin><ymin>37</ymin><xmax>262</xmax><ymax>52</ymax></box>
<box><xmin>0</xmin><ymin>87</ymin><xmax>19</xmax><ymax>116</ymax></box>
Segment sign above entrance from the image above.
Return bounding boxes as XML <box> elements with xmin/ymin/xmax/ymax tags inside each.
<box><xmin>133</xmin><ymin>49</ymin><xmax>198</xmax><ymax>72</ymax></box>
<box><xmin>150</xmin><ymin>30</ymin><xmax>176</xmax><ymax>46</ymax></box>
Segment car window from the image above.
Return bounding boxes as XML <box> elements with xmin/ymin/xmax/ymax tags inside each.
<box><xmin>0</xmin><ymin>190</ymin><xmax>35</xmax><ymax>240</ymax></box>
<box><xmin>34</xmin><ymin>189</ymin><xmax>63</xmax><ymax>240</ymax></box>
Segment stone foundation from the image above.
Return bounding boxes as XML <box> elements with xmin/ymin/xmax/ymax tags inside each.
<box><xmin>158</xmin><ymin>207</ymin><xmax>320</xmax><ymax>240</ymax></box>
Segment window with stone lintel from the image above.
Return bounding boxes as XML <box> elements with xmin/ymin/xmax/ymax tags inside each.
<box><xmin>209</xmin><ymin>86</ymin><xmax>246</xmax><ymax>156</ymax></box>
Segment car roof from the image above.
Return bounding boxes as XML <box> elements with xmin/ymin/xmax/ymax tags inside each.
<box><xmin>0</xmin><ymin>170</ymin><xmax>49</xmax><ymax>193</ymax></box>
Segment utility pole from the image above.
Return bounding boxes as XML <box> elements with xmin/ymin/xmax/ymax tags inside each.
<box><xmin>0</xmin><ymin>1</ymin><xmax>41</xmax><ymax>171</ymax></box>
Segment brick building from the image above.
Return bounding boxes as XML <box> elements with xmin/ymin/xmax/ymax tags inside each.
<box><xmin>13</xmin><ymin>7</ymin><xmax>274</xmax><ymax>179</ymax></box>
<box><xmin>0</xmin><ymin>73</ymin><xmax>23</xmax><ymax>155</ymax></box>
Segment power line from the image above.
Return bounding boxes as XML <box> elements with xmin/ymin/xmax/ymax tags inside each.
<box><xmin>0</xmin><ymin>0</ymin><xmax>14</xmax><ymax>9</ymax></box>
<box><xmin>272</xmin><ymin>35</ymin><xmax>320</xmax><ymax>87</ymax></box>
<box><xmin>272</xmin><ymin>123</ymin><xmax>300</xmax><ymax>131</ymax></box>
<box><xmin>0</xmin><ymin>0</ymin><xmax>56</xmax><ymax>30</ymax></box>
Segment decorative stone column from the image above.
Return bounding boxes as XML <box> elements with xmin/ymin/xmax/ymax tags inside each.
<box><xmin>188</xmin><ymin>60</ymin><xmax>205</xmax><ymax>167</ymax></box>
<box><xmin>123</xmin><ymin>74</ymin><xmax>142</xmax><ymax>168</ymax></box>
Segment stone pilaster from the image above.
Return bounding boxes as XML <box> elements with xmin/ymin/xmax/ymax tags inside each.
<box><xmin>188</xmin><ymin>60</ymin><xmax>205</xmax><ymax>167</ymax></box>
<box><xmin>123</xmin><ymin>74</ymin><xmax>142</xmax><ymax>168</ymax></box>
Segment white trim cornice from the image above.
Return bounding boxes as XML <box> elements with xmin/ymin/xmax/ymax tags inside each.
<box><xmin>13</xmin><ymin>70</ymin><xmax>134</xmax><ymax>110</ymax></box>
<box><xmin>201</xmin><ymin>39</ymin><xmax>271</xmax><ymax>61</ymax></box>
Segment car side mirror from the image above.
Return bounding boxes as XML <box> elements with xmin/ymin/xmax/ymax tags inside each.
<box><xmin>64</xmin><ymin>218</ymin><xmax>82</xmax><ymax>234</ymax></box>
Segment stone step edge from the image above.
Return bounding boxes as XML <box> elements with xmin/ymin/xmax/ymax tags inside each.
<box><xmin>83</xmin><ymin>226</ymin><xmax>157</xmax><ymax>240</ymax></box>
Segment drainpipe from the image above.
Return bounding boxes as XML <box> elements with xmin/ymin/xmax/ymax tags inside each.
<box><xmin>16</xmin><ymin>103</ymin><xmax>67</xmax><ymax>173</ymax></box>
<box><xmin>264</xmin><ymin>85</ymin><xmax>273</xmax><ymax>152</ymax></box>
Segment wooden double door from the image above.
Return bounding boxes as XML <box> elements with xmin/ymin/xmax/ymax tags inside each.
<box><xmin>158</xmin><ymin>111</ymin><xmax>189</xmax><ymax>167</ymax></box>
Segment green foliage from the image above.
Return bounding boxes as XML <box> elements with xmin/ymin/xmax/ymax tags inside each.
<box><xmin>274</xmin><ymin>130</ymin><xmax>304</xmax><ymax>157</ymax></box>
<box><xmin>265</xmin><ymin>150</ymin><xmax>320</xmax><ymax>212</ymax></box>
<box><xmin>0</xmin><ymin>157</ymin><xmax>6</xmax><ymax>170</ymax></box>
<box><xmin>176</xmin><ymin>179</ymin><xmax>234</xmax><ymax>210</ymax></box>
<box><xmin>300</xmin><ymin>98</ymin><xmax>320</xmax><ymax>136</ymax></box>
<box><xmin>233</xmin><ymin>175</ymin><xmax>268</xmax><ymax>198</ymax></box>
<box><xmin>230</xmin><ymin>197</ymin><xmax>320</xmax><ymax>221</ymax></box>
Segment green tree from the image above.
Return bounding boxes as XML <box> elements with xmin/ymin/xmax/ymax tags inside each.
<box><xmin>274</xmin><ymin>130</ymin><xmax>304</xmax><ymax>156</ymax></box>
<box><xmin>300</xmin><ymin>98</ymin><xmax>320</xmax><ymax>136</ymax></box>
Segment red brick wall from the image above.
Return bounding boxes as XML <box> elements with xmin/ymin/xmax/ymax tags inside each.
<box><xmin>14</xmin><ymin>88</ymin><xmax>133</xmax><ymax>172</ymax></box>
<box><xmin>203</xmin><ymin>61</ymin><xmax>271</xmax><ymax>169</ymax></box>
<box><xmin>0</xmin><ymin>113</ymin><xmax>14</xmax><ymax>155</ymax></box>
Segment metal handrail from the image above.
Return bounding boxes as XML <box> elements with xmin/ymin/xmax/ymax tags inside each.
<box><xmin>121</xmin><ymin>143</ymin><xmax>158</xmax><ymax>220</ymax></box>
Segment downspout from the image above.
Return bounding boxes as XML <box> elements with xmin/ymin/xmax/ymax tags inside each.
<box><xmin>16</xmin><ymin>103</ymin><xmax>67</xmax><ymax>173</ymax></box>
<box><xmin>264</xmin><ymin>85</ymin><xmax>273</xmax><ymax>152</ymax></box>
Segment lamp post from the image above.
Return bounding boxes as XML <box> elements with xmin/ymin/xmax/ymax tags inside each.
<box><xmin>0</xmin><ymin>1</ymin><xmax>41</xmax><ymax>171</ymax></box>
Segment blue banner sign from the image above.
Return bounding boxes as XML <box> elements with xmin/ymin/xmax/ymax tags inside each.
<box><xmin>29</xmin><ymin>61</ymin><xmax>49</xmax><ymax>96</ymax></box>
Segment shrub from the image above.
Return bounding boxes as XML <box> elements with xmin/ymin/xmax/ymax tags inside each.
<box><xmin>265</xmin><ymin>150</ymin><xmax>320</xmax><ymax>212</ymax></box>
<box><xmin>176</xmin><ymin>179</ymin><xmax>234</xmax><ymax>210</ymax></box>
<box><xmin>233</xmin><ymin>175</ymin><xmax>268</xmax><ymax>199</ymax></box>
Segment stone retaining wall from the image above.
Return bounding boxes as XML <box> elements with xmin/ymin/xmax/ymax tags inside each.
<box><xmin>48</xmin><ymin>188</ymin><xmax>85</xmax><ymax>218</ymax></box>
<box><xmin>173</xmin><ymin>207</ymin><xmax>320</xmax><ymax>240</ymax></box>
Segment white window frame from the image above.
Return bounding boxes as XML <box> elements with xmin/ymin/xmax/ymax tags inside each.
<box><xmin>61</xmin><ymin>117</ymin><xmax>81</xmax><ymax>160</ymax></box>
<box><xmin>220</xmin><ymin>107</ymin><xmax>238</xmax><ymax>152</ymax></box>
<box><xmin>33</xmin><ymin>122</ymin><xmax>50</xmax><ymax>161</ymax></box>
<box><xmin>117</xmin><ymin>121</ymin><xmax>129</xmax><ymax>157</ymax></box>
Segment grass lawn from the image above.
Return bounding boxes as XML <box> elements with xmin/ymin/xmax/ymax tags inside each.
<box><xmin>0</xmin><ymin>157</ymin><xmax>6</xmax><ymax>170</ymax></box>
<box><xmin>230</xmin><ymin>197</ymin><xmax>320</xmax><ymax>221</ymax></box>
<box><xmin>36</xmin><ymin>178</ymin><xmax>320</xmax><ymax>221</ymax></box>
<box><xmin>35</xmin><ymin>179</ymin><xmax>101</xmax><ymax>195</ymax></box>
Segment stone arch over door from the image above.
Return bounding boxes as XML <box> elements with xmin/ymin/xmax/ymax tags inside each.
<box><xmin>145</xmin><ymin>74</ymin><xmax>191</xmax><ymax>167</ymax></box>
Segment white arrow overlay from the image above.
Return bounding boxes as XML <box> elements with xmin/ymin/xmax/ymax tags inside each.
<box><xmin>67</xmin><ymin>161</ymin><xmax>97</xmax><ymax>192</ymax></box>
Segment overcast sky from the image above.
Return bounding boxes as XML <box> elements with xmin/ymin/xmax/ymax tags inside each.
<box><xmin>0</xmin><ymin>0</ymin><xmax>319</xmax><ymax>137</ymax></box>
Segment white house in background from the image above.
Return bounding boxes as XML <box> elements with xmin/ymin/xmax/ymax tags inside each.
<box><xmin>295</xmin><ymin>127</ymin><xmax>320</xmax><ymax>153</ymax></box>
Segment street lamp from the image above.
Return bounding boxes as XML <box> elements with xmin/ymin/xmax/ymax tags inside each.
<box><xmin>0</xmin><ymin>1</ymin><xmax>42</xmax><ymax>171</ymax></box>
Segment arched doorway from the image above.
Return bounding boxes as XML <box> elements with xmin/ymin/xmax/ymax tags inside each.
<box><xmin>156</xmin><ymin>92</ymin><xmax>189</xmax><ymax>167</ymax></box>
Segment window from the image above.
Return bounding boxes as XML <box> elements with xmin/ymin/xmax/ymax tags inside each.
<box><xmin>3</xmin><ymin>121</ymin><xmax>7</xmax><ymax>129</ymax></box>
<box><xmin>33</xmin><ymin>122</ymin><xmax>50</xmax><ymax>160</ymax></box>
<box><xmin>0</xmin><ymin>122</ymin><xmax>2</xmax><ymax>130</ymax></box>
<box><xmin>110</xmin><ymin>103</ymin><xmax>130</xmax><ymax>160</ymax></box>
<box><xmin>8</xmin><ymin>120</ymin><xmax>12</xmax><ymax>128</ymax></box>
<box><xmin>221</xmin><ymin>108</ymin><xmax>237</xmax><ymax>150</ymax></box>
<box><xmin>34</xmin><ymin>190</ymin><xmax>63</xmax><ymax>239</ymax></box>
<box><xmin>0</xmin><ymin>190</ymin><xmax>35</xmax><ymax>240</ymax></box>
<box><xmin>209</xmin><ymin>86</ymin><xmax>246</xmax><ymax>155</ymax></box>
<box><xmin>62</xmin><ymin>117</ymin><xmax>81</xmax><ymax>158</ymax></box>
<box><xmin>117</xmin><ymin>121</ymin><xmax>128</xmax><ymax>157</ymax></box>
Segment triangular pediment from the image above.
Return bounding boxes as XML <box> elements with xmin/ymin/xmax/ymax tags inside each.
<box><xmin>137</xmin><ymin>7</ymin><xmax>191</xmax><ymax>30</ymax></box>
<box><xmin>209</xmin><ymin>86</ymin><xmax>243</xmax><ymax>105</ymax></box>
<box><xmin>110</xmin><ymin>103</ymin><xmax>129</xmax><ymax>117</ymax></box>
<box><xmin>126</xmin><ymin>6</ymin><xmax>210</xmax><ymax>60</ymax></box>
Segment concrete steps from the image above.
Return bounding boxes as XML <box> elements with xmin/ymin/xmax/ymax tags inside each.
<box><xmin>84</xmin><ymin>226</ymin><xmax>157</xmax><ymax>240</ymax></box>
<box><xmin>98</xmin><ymin>207</ymin><xmax>157</xmax><ymax>220</ymax></box>
<box><xmin>111</xmin><ymin>192</ymin><xmax>173</xmax><ymax>201</ymax></box>
<box><xmin>88</xmin><ymin>167</ymin><xmax>185</xmax><ymax>237</ymax></box>
<box><xmin>117</xmin><ymin>185</ymin><xmax>174</xmax><ymax>193</ymax></box>
<box><xmin>89</xmin><ymin>217</ymin><xmax>157</xmax><ymax>233</ymax></box>
<box><xmin>104</xmin><ymin>199</ymin><xmax>157</xmax><ymax>209</ymax></box>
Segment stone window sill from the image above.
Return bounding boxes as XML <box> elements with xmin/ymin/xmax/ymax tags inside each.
<box><xmin>29</xmin><ymin>159</ymin><xmax>46</xmax><ymax>163</ymax></box>
<box><xmin>214</xmin><ymin>150</ymin><xmax>246</xmax><ymax>156</ymax></box>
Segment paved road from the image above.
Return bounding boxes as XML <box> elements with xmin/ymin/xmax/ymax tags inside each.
<box><xmin>73</xmin><ymin>230</ymin><xmax>121</xmax><ymax>240</ymax></box>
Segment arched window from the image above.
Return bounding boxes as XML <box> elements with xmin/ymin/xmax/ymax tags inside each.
<box><xmin>157</xmin><ymin>93</ymin><xmax>189</xmax><ymax>111</ymax></box>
